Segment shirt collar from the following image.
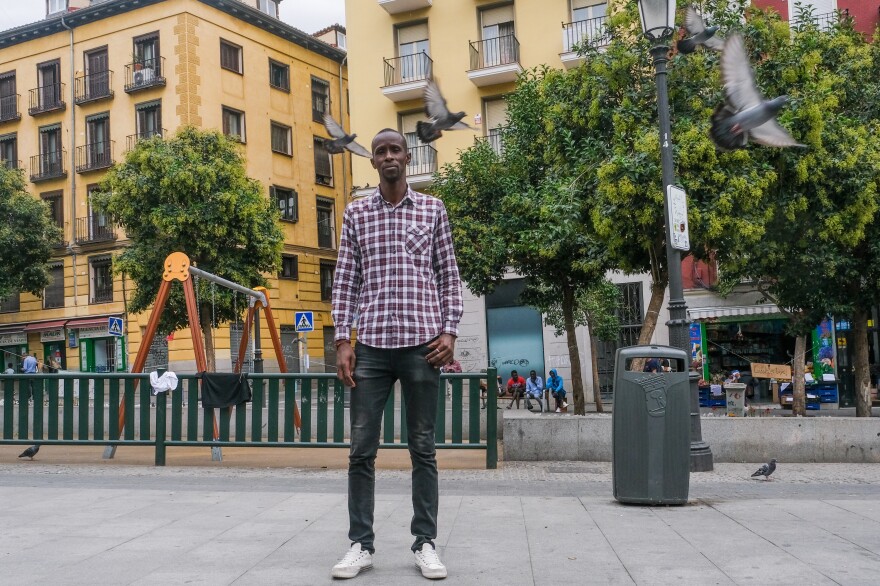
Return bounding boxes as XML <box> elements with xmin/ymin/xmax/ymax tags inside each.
<box><xmin>371</xmin><ymin>184</ymin><xmax>422</xmax><ymax>209</ymax></box>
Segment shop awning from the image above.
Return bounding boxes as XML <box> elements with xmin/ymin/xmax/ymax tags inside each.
<box><xmin>688</xmin><ymin>304</ymin><xmax>783</xmax><ymax>322</ymax></box>
<box><xmin>0</xmin><ymin>324</ymin><xmax>25</xmax><ymax>335</ymax></box>
<box><xmin>24</xmin><ymin>319</ymin><xmax>68</xmax><ymax>332</ymax></box>
<box><xmin>65</xmin><ymin>315</ymin><xmax>121</xmax><ymax>329</ymax></box>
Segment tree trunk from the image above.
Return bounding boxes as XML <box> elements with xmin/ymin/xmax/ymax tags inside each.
<box><xmin>562</xmin><ymin>285</ymin><xmax>586</xmax><ymax>415</ymax></box>
<box><xmin>587</xmin><ymin>321</ymin><xmax>604</xmax><ymax>413</ymax></box>
<box><xmin>200</xmin><ymin>304</ymin><xmax>216</xmax><ymax>373</ymax></box>
<box><xmin>792</xmin><ymin>334</ymin><xmax>806</xmax><ymax>416</ymax></box>
<box><xmin>637</xmin><ymin>279</ymin><xmax>666</xmax><ymax>346</ymax></box>
<box><xmin>852</xmin><ymin>306</ymin><xmax>872</xmax><ymax>417</ymax></box>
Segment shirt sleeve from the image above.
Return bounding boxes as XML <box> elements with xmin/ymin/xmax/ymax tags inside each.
<box><xmin>331</xmin><ymin>205</ymin><xmax>362</xmax><ymax>343</ymax></box>
<box><xmin>432</xmin><ymin>202</ymin><xmax>463</xmax><ymax>337</ymax></box>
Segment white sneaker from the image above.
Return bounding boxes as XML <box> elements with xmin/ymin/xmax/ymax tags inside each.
<box><xmin>414</xmin><ymin>543</ymin><xmax>447</xmax><ymax>579</ymax></box>
<box><xmin>563</xmin><ymin>402</ymin><xmax>569</xmax><ymax>408</ymax></box>
<box><xmin>331</xmin><ymin>543</ymin><xmax>373</xmax><ymax>579</ymax></box>
<box><xmin>556</xmin><ymin>408</ymin><xmax>561</xmax><ymax>413</ymax></box>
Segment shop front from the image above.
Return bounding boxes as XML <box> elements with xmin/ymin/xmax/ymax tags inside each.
<box><xmin>67</xmin><ymin>317</ymin><xmax>127</xmax><ymax>373</ymax></box>
<box><xmin>0</xmin><ymin>330</ymin><xmax>28</xmax><ymax>372</ymax></box>
<box><xmin>23</xmin><ymin>320</ymin><xmax>69</xmax><ymax>372</ymax></box>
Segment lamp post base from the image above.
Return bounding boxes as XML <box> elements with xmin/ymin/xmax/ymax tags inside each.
<box><xmin>689</xmin><ymin>372</ymin><xmax>714</xmax><ymax>471</ymax></box>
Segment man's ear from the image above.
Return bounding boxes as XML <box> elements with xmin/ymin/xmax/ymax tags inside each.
<box><xmin>370</xmin><ymin>155</ymin><xmax>377</xmax><ymax>170</ymax></box>
<box><xmin>406</xmin><ymin>151</ymin><xmax>412</xmax><ymax>164</ymax></box>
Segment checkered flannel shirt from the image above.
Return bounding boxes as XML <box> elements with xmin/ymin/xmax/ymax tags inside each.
<box><xmin>332</xmin><ymin>186</ymin><xmax>463</xmax><ymax>349</ymax></box>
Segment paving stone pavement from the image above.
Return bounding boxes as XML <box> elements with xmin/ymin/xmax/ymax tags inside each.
<box><xmin>2</xmin><ymin>459</ymin><xmax>880</xmax><ymax>585</ymax></box>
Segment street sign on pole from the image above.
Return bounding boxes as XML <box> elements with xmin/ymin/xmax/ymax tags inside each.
<box><xmin>295</xmin><ymin>311</ymin><xmax>314</xmax><ymax>332</ymax></box>
<box><xmin>667</xmin><ymin>185</ymin><xmax>690</xmax><ymax>252</ymax></box>
<box><xmin>108</xmin><ymin>317</ymin><xmax>124</xmax><ymax>337</ymax></box>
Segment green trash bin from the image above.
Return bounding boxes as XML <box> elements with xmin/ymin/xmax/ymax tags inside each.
<box><xmin>612</xmin><ymin>345</ymin><xmax>690</xmax><ymax>505</ymax></box>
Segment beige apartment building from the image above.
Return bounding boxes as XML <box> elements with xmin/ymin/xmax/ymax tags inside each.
<box><xmin>0</xmin><ymin>0</ymin><xmax>350</xmax><ymax>374</ymax></box>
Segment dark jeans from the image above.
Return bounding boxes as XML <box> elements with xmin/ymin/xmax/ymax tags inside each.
<box><xmin>348</xmin><ymin>342</ymin><xmax>440</xmax><ymax>554</ymax></box>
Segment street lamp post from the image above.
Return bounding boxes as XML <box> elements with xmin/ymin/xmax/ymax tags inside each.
<box><xmin>637</xmin><ymin>0</ymin><xmax>713</xmax><ymax>472</ymax></box>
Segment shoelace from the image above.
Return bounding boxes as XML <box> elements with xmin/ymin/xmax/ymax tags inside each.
<box><xmin>418</xmin><ymin>547</ymin><xmax>442</xmax><ymax>568</ymax></box>
<box><xmin>340</xmin><ymin>548</ymin><xmax>367</xmax><ymax>565</ymax></box>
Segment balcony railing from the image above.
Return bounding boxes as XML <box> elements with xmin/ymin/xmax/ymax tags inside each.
<box><xmin>0</xmin><ymin>94</ymin><xmax>21</xmax><ymax>122</ymax></box>
<box><xmin>407</xmin><ymin>144</ymin><xmax>437</xmax><ymax>176</ymax></box>
<box><xmin>74</xmin><ymin>70</ymin><xmax>114</xmax><ymax>104</ymax></box>
<box><xmin>791</xmin><ymin>9</ymin><xmax>849</xmax><ymax>32</ymax></box>
<box><xmin>75</xmin><ymin>141</ymin><xmax>114</xmax><ymax>173</ymax></box>
<box><xmin>124</xmin><ymin>57</ymin><xmax>166</xmax><ymax>93</ymax></box>
<box><xmin>91</xmin><ymin>283</ymin><xmax>114</xmax><ymax>304</ymax></box>
<box><xmin>75</xmin><ymin>216</ymin><xmax>117</xmax><ymax>245</ymax></box>
<box><xmin>2</xmin><ymin>159</ymin><xmax>22</xmax><ymax>170</ymax></box>
<box><xmin>562</xmin><ymin>15</ymin><xmax>610</xmax><ymax>53</ymax></box>
<box><xmin>469</xmin><ymin>34</ymin><xmax>520</xmax><ymax>70</ymax></box>
<box><xmin>29</xmin><ymin>150</ymin><xmax>66</xmax><ymax>182</ymax></box>
<box><xmin>126</xmin><ymin>128</ymin><xmax>166</xmax><ymax>151</ymax></box>
<box><xmin>28</xmin><ymin>83</ymin><xmax>66</xmax><ymax>115</ymax></box>
<box><xmin>383</xmin><ymin>52</ymin><xmax>433</xmax><ymax>86</ymax></box>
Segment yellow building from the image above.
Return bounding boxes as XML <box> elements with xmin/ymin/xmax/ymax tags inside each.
<box><xmin>344</xmin><ymin>0</ymin><xmax>610</xmax><ymax>196</ymax></box>
<box><xmin>0</xmin><ymin>0</ymin><xmax>350</xmax><ymax>374</ymax></box>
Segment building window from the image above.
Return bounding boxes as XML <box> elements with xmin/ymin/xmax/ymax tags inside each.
<box><xmin>220</xmin><ymin>40</ymin><xmax>243</xmax><ymax>74</ymax></box>
<box><xmin>484</xmin><ymin>98</ymin><xmax>508</xmax><ymax>155</ymax></box>
<box><xmin>37</xmin><ymin>124</ymin><xmax>63</xmax><ymax>177</ymax></box>
<box><xmin>316</xmin><ymin>197</ymin><xmax>336</xmax><ymax>249</ymax></box>
<box><xmin>396</xmin><ymin>22</ymin><xmax>430</xmax><ymax>83</ymax></box>
<box><xmin>83</xmin><ymin>113</ymin><xmax>111</xmax><ymax>169</ymax></box>
<box><xmin>48</xmin><ymin>0</ymin><xmax>67</xmax><ymax>15</ymax></box>
<box><xmin>257</xmin><ymin>0</ymin><xmax>278</xmax><ymax>17</ymax></box>
<box><xmin>0</xmin><ymin>71</ymin><xmax>18</xmax><ymax>122</ymax></box>
<box><xmin>133</xmin><ymin>33</ymin><xmax>160</xmax><ymax>74</ymax></box>
<box><xmin>269</xmin><ymin>59</ymin><xmax>289</xmax><ymax>90</ymax></box>
<box><xmin>311</xmin><ymin>77</ymin><xmax>329</xmax><ymax>122</ymax></box>
<box><xmin>222</xmin><ymin>107</ymin><xmax>245</xmax><ymax>142</ymax></box>
<box><xmin>135</xmin><ymin>100</ymin><xmax>162</xmax><ymax>138</ymax></box>
<box><xmin>314</xmin><ymin>137</ymin><xmax>333</xmax><ymax>186</ymax></box>
<box><xmin>0</xmin><ymin>132</ymin><xmax>17</xmax><ymax>169</ymax></box>
<box><xmin>44</xmin><ymin>262</ymin><xmax>64</xmax><ymax>309</ymax></box>
<box><xmin>90</xmin><ymin>256</ymin><xmax>113</xmax><ymax>304</ymax></box>
<box><xmin>280</xmin><ymin>255</ymin><xmax>298</xmax><ymax>280</ymax></box>
<box><xmin>41</xmin><ymin>190</ymin><xmax>64</xmax><ymax>230</ymax></box>
<box><xmin>272</xmin><ymin>186</ymin><xmax>298</xmax><ymax>222</ymax></box>
<box><xmin>320</xmin><ymin>261</ymin><xmax>335</xmax><ymax>301</ymax></box>
<box><xmin>271</xmin><ymin>122</ymin><xmax>292</xmax><ymax>155</ymax></box>
<box><xmin>0</xmin><ymin>292</ymin><xmax>19</xmax><ymax>313</ymax></box>
<box><xmin>82</xmin><ymin>46</ymin><xmax>110</xmax><ymax>101</ymax></box>
<box><xmin>36</xmin><ymin>59</ymin><xmax>62</xmax><ymax>110</ymax></box>
<box><xmin>479</xmin><ymin>4</ymin><xmax>516</xmax><ymax>67</ymax></box>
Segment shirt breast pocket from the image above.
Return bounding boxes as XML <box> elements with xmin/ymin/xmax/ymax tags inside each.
<box><xmin>405</xmin><ymin>224</ymin><xmax>431</xmax><ymax>256</ymax></box>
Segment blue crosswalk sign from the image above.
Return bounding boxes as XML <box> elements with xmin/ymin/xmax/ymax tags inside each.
<box><xmin>295</xmin><ymin>311</ymin><xmax>314</xmax><ymax>332</ymax></box>
<box><xmin>108</xmin><ymin>317</ymin><xmax>124</xmax><ymax>337</ymax></box>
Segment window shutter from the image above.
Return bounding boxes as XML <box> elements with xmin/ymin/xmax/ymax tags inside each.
<box><xmin>397</xmin><ymin>23</ymin><xmax>429</xmax><ymax>45</ymax></box>
<box><xmin>481</xmin><ymin>5</ymin><xmax>515</xmax><ymax>27</ymax></box>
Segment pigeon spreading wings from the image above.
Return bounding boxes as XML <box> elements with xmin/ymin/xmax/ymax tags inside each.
<box><xmin>322</xmin><ymin>114</ymin><xmax>372</xmax><ymax>158</ymax></box>
<box><xmin>710</xmin><ymin>34</ymin><xmax>805</xmax><ymax>151</ymax></box>
<box><xmin>678</xmin><ymin>6</ymin><xmax>724</xmax><ymax>54</ymax></box>
<box><xmin>750</xmin><ymin>458</ymin><xmax>777</xmax><ymax>480</ymax></box>
<box><xmin>416</xmin><ymin>80</ymin><xmax>474</xmax><ymax>144</ymax></box>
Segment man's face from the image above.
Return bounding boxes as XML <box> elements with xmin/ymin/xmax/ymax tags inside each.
<box><xmin>530</xmin><ymin>371</ymin><xmax>536</xmax><ymax>380</ymax></box>
<box><xmin>371</xmin><ymin>131</ymin><xmax>410</xmax><ymax>182</ymax></box>
<box><xmin>511</xmin><ymin>371</ymin><xmax>518</xmax><ymax>379</ymax></box>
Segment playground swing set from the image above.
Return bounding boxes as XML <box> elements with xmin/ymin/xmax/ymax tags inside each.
<box><xmin>104</xmin><ymin>251</ymin><xmax>301</xmax><ymax>461</ymax></box>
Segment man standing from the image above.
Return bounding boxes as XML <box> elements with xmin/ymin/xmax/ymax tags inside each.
<box><xmin>331</xmin><ymin>128</ymin><xmax>462</xmax><ymax>580</ymax></box>
<box><xmin>22</xmin><ymin>351</ymin><xmax>38</xmax><ymax>404</ymax></box>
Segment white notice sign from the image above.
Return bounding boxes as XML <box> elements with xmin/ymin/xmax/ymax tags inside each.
<box><xmin>668</xmin><ymin>185</ymin><xmax>690</xmax><ymax>252</ymax></box>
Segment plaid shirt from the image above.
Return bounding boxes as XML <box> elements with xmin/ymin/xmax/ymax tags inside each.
<box><xmin>332</xmin><ymin>186</ymin><xmax>463</xmax><ymax>349</ymax></box>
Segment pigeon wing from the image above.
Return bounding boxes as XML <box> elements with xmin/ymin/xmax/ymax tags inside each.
<box><xmin>322</xmin><ymin>114</ymin><xmax>347</xmax><ymax>139</ymax></box>
<box><xmin>749</xmin><ymin>120</ymin><xmax>805</xmax><ymax>148</ymax></box>
<box><xmin>720</xmin><ymin>34</ymin><xmax>764</xmax><ymax>111</ymax></box>
<box><xmin>703</xmin><ymin>34</ymin><xmax>725</xmax><ymax>51</ymax></box>
<box><xmin>424</xmin><ymin>80</ymin><xmax>452</xmax><ymax>121</ymax></box>
<box><xmin>448</xmin><ymin>121</ymin><xmax>474</xmax><ymax>131</ymax></box>
<box><xmin>345</xmin><ymin>140</ymin><xmax>373</xmax><ymax>159</ymax></box>
<box><xmin>685</xmin><ymin>6</ymin><xmax>706</xmax><ymax>35</ymax></box>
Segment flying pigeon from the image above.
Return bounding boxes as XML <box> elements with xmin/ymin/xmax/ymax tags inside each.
<box><xmin>18</xmin><ymin>445</ymin><xmax>40</xmax><ymax>460</ymax></box>
<box><xmin>677</xmin><ymin>6</ymin><xmax>724</xmax><ymax>54</ymax></box>
<box><xmin>710</xmin><ymin>34</ymin><xmax>805</xmax><ymax>151</ymax></box>
<box><xmin>322</xmin><ymin>114</ymin><xmax>372</xmax><ymax>158</ymax></box>
<box><xmin>750</xmin><ymin>458</ymin><xmax>777</xmax><ymax>480</ymax></box>
<box><xmin>416</xmin><ymin>80</ymin><xmax>475</xmax><ymax>144</ymax></box>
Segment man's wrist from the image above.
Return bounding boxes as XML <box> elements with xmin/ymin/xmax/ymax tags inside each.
<box><xmin>335</xmin><ymin>339</ymin><xmax>351</xmax><ymax>349</ymax></box>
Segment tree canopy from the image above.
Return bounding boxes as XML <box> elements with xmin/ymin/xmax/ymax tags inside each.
<box><xmin>93</xmin><ymin>127</ymin><xmax>283</xmax><ymax>369</ymax></box>
<box><xmin>0</xmin><ymin>164</ymin><xmax>63</xmax><ymax>301</ymax></box>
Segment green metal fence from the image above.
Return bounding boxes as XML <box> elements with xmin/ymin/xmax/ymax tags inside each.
<box><xmin>1</xmin><ymin>369</ymin><xmax>498</xmax><ymax>468</ymax></box>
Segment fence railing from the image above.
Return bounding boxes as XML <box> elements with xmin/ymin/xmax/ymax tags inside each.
<box><xmin>124</xmin><ymin>57</ymin><xmax>166</xmax><ymax>93</ymax></box>
<box><xmin>383</xmin><ymin>52</ymin><xmax>433</xmax><ymax>86</ymax></box>
<box><xmin>29</xmin><ymin>150</ymin><xmax>66</xmax><ymax>182</ymax></box>
<box><xmin>469</xmin><ymin>35</ymin><xmax>520</xmax><ymax>70</ymax></box>
<box><xmin>407</xmin><ymin>144</ymin><xmax>437</xmax><ymax>176</ymax></box>
<box><xmin>74</xmin><ymin>70</ymin><xmax>114</xmax><ymax>104</ymax></box>
<box><xmin>791</xmin><ymin>9</ymin><xmax>848</xmax><ymax>32</ymax></box>
<box><xmin>562</xmin><ymin>15</ymin><xmax>610</xmax><ymax>53</ymax></box>
<box><xmin>126</xmin><ymin>129</ymin><xmax>166</xmax><ymax>151</ymax></box>
<box><xmin>28</xmin><ymin>83</ymin><xmax>65</xmax><ymax>115</ymax></box>
<box><xmin>75</xmin><ymin>215</ymin><xmax>117</xmax><ymax>244</ymax></box>
<box><xmin>0</xmin><ymin>93</ymin><xmax>20</xmax><ymax>122</ymax></box>
<box><xmin>1</xmin><ymin>370</ymin><xmax>498</xmax><ymax>468</ymax></box>
<box><xmin>75</xmin><ymin>141</ymin><xmax>115</xmax><ymax>173</ymax></box>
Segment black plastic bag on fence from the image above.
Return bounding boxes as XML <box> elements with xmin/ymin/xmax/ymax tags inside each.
<box><xmin>200</xmin><ymin>372</ymin><xmax>251</xmax><ymax>408</ymax></box>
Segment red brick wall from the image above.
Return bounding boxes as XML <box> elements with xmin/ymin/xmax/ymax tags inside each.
<box><xmin>682</xmin><ymin>256</ymin><xmax>718</xmax><ymax>290</ymax></box>
<box><xmin>751</xmin><ymin>0</ymin><xmax>789</xmax><ymax>20</ymax></box>
<box><xmin>839</xmin><ymin>1</ymin><xmax>880</xmax><ymax>37</ymax></box>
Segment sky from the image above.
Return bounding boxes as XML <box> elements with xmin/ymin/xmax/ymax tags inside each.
<box><xmin>0</xmin><ymin>0</ymin><xmax>346</xmax><ymax>34</ymax></box>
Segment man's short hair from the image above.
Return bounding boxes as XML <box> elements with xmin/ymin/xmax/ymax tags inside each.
<box><xmin>372</xmin><ymin>128</ymin><xmax>407</xmax><ymax>151</ymax></box>
<box><xmin>511</xmin><ymin>370</ymin><xmax>518</xmax><ymax>376</ymax></box>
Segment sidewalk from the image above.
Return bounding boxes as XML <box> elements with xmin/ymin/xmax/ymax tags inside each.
<box><xmin>2</xmin><ymin>453</ymin><xmax>880</xmax><ymax>585</ymax></box>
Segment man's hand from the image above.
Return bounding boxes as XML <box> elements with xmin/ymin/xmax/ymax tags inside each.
<box><xmin>427</xmin><ymin>334</ymin><xmax>456</xmax><ymax>368</ymax></box>
<box><xmin>336</xmin><ymin>342</ymin><xmax>356</xmax><ymax>387</ymax></box>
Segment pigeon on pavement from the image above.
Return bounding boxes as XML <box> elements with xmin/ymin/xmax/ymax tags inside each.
<box><xmin>751</xmin><ymin>458</ymin><xmax>777</xmax><ymax>480</ymax></box>
<box><xmin>677</xmin><ymin>6</ymin><xmax>724</xmax><ymax>54</ymax></box>
<box><xmin>322</xmin><ymin>114</ymin><xmax>372</xmax><ymax>158</ymax></box>
<box><xmin>18</xmin><ymin>445</ymin><xmax>40</xmax><ymax>460</ymax></box>
<box><xmin>710</xmin><ymin>34</ymin><xmax>805</xmax><ymax>151</ymax></box>
<box><xmin>416</xmin><ymin>80</ymin><xmax>475</xmax><ymax>144</ymax></box>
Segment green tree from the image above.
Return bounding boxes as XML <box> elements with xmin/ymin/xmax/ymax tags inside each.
<box><xmin>93</xmin><ymin>127</ymin><xmax>283</xmax><ymax>371</ymax></box>
<box><xmin>0</xmin><ymin>164</ymin><xmax>63</xmax><ymax>301</ymax></box>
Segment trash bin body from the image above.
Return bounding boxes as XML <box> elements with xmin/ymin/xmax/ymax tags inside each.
<box><xmin>724</xmin><ymin>382</ymin><xmax>747</xmax><ymax>416</ymax></box>
<box><xmin>612</xmin><ymin>345</ymin><xmax>690</xmax><ymax>505</ymax></box>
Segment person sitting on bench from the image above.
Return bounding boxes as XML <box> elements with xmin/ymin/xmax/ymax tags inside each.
<box><xmin>525</xmin><ymin>370</ymin><xmax>544</xmax><ymax>412</ymax></box>
<box><xmin>546</xmin><ymin>369</ymin><xmax>568</xmax><ymax>413</ymax></box>
<box><xmin>505</xmin><ymin>370</ymin><xmax>526</xmax><ymax>409</ymax></box>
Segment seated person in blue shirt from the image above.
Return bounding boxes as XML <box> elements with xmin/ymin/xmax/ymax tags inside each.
<box><xmin>546</xmin><ymin>369</ymin><xmax>568</xmax><ymax>412</ymax></box>
<box><xmin>525</xmin><ymin>370</ymin><xmax>544</xmax><ymax>412</ymax></box>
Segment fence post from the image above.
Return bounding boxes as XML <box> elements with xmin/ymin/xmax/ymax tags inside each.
<box><xmin>486</xmin><ymin>368</ymin><xmax>498</xmax><ymax>469</ymax></box>
<box><xmin>155</xmin><ymin>391</ymin><xmax>167</xmax><ymax>466</ymax></box>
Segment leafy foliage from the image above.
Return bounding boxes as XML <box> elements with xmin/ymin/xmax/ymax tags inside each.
<box><xmin>0</xmin><ymin>165</ymin><xmax>63</xmax><ymax>300</ymax></box>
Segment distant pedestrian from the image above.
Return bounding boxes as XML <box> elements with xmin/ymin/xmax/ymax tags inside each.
<box><xmin>525</xmin><ymin>370</ymin><xmax>544</xmax><ymax>412</ymax></box>
<box><xmin>22</xmin><ymin>352</ymin><xmax>38</xmax><ymax>404</ymax></box>
<box><xmin>506</xmin><ymin>370</ymin><xmax>526</xmax><ymax>409</ymax></box>
<box><xmin>644</xmin><ymin>358</ymin><xmax>661</xmax><ymax>373</ymax></box>
<box><xmin>4</xmin><ymin>362</ymin><xmax>14</xmax><ymax>375</ymax></box>
<box><xmin>546</xmin><ymin>369</ymin><xmax>568</xmax><ymax>413</ymax></box>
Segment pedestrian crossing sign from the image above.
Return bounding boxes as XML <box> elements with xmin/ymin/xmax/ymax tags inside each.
<box><xmin>295</xmin><ymin>311</ymin><xmax>314</xmax><ymax>332</ymax></box>
<box><xmin>108</xmin><ymin>317</ymin><xmax>124</xmax><ymax>337</ymax></box>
